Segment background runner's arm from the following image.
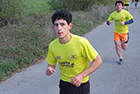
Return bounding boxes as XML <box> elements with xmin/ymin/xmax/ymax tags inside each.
<box><xmin>106</xmin><ymin>21</ymin><xmax>110</xmax><ymax>25</ymax></box>
<box><xmin>125</xmin><ymin>19</ymin><xmax>134</xmax><ymax>24</ymax></box>
<box><xmin>106</xmin><ymin>20</ymin><xmax>114</xmax><ymax>25</ymax></box>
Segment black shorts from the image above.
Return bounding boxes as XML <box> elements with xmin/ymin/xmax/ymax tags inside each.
<box><xmin>124</xmin><ymin>4</ymin><xmax>129</xmax><ymax>6</ymax></box>
<box><xmin>59</xmin><ymin>80</ymin><xmax>90</xmax><ymax>94</ymax></box>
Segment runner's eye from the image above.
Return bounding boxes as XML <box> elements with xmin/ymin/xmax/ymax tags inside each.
<box><xmin>60</xmin><ymin>23</ymin><xmax>65</xmax><ymax>26</ymax></box>
<box><xmin>54</xmin><ymin>23</ymin><xmax>58</xmax><ymax>27</ymax></box>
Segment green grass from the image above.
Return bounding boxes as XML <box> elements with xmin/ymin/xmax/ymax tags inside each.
<box><xmin>24</xmin><ymin>0</ymin><xmax>51</xmax><ymax>12</ymax></box>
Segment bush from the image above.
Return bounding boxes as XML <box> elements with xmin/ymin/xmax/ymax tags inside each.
<box><xmin>0</xmin><ymin>0</ymin><xmax>25</xmax><ymax>27</ymax></box>
<box><xmin>48</xmin><ymin>0</ymin><xmax>96</xmax><ymax>11</ymax></box>
<box><xmin>48</xmin><ymin>0</ymin><xmax>116</xmax><ymax>11</ymax></box>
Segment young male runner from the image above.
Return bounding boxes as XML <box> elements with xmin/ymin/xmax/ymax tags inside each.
<box><xmin>46</xmin><ymin>9</ymin><xmax>102</xmax><ymax>94</ymax></box>
<box><xmin>106</xmin><ymin>0</ymin><xmax>134</xmax><ymax>64</ymax></box>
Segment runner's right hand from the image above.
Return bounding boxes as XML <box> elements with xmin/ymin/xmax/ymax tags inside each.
<box><xmin>46</xmin><ymin>67</ymin><xmax>55</xmax><ymax>76</ymax></box>
<box><xmin>109</xmin><ymin>20</ymin><xmax>114</xmax><ymax>24</ymax></box>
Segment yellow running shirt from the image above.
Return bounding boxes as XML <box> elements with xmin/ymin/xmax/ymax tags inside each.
<box><xmin>46</xmin><ymin>34</ymin><xmax>98</xmax><ymax>83</ymax></box>
<box><xmin>125</xmin><ymin>0</ymin><xmax>129</xmax><ymax>4</ymax></box>
<box><xmin>107</xmin><ymin>9</ymin><xmax>133</xmax><ymax>33</ymax></box>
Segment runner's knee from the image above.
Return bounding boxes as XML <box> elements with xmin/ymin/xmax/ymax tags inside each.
<box><xmin>121</xmin><ymin>43</ymin><xmax>127</xmax><ymax>50</ymax></box>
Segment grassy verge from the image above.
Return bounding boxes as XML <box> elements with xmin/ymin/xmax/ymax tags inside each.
<box><xmin>0</xmin><ymin>1</ymin><xmax>116</xmax><ymax>82</ymax></box>
<box><xmin>24</xmin><ymin>0</ymin><xmax>51</xmax><ymax>12</ymax></box>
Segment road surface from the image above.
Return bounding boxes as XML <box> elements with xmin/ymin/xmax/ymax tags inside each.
<box><xmin>0</xmin><ymin>3</ymin><xmax>140</xmax><ymax>94</ymax></box>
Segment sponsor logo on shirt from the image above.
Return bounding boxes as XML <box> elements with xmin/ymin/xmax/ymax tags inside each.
<box><xmin>71</xmin><ymin>54</ymin><xmax>77</xmax><ymax>59</ymax></box>
<box><xmin>56</xmin><ymin>56</ymin><xmax>61</xmax><ymax>60</ymax></box>
<box><xmin>116</xmin><ymin>20</ymin><xmax>121</xmax><ymax>22</ymax></box>
<box><xmin>59</xmin><ymin>62</ymin><xmax>75</xmax><ymax>68</ymax></box>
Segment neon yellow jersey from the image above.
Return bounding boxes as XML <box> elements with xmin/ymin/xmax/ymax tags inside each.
<box><xmin>125</xmin><ymin>0</ymin><xmax>129</xmax><ymax>4</ymax></box>
<box><xmin>107</xmin><ymin>9</ymin><xmax>133</xmax><ymax>33</ymax></box>
<box><xmin>46</xmin><ymin>34</ymin><xmax>98</xmax><ymax>83</ymax></box>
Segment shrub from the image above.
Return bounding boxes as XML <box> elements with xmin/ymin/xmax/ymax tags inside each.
<box><xmin>48</xmin><ymin>0</ymin><xmax>96</xmax><ymax>11</ymax></box>
<box><xmin>48</xmin><ymin>0</ymin><xmax>116</xmax><ymax>11</ymax></box>
<box><xmin>0</xmin><ymin>0</ymin><xmax>25</xmax><ymax>27</ymax></box>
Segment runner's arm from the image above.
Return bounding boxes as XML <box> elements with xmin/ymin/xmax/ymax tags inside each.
<box><xmin>124</xmin><ymin>19</ymin><xmax>134</xmax><ymax>24</ymax></box>
<box><xmin>106</xmin><ymin>20</ymin><xmax>114</xmax><ymax>25</ymax></box>
<box><xmin>71</xmin><ymin>55</ymin><xmax>102</xmax><ymax>87</ymax></box>
<box><xmin>80</xmin><ymin>54</ymin><xmax>102</xmax><ymax>78</ymax></box>
<box><xmin>120</xmin><ymin>18</ymin><xmax>134</xmax><ymax>25</ymax></box>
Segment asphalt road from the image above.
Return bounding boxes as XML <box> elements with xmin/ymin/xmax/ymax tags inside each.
<box><xmin>0</xmin><ymin>3</ymin><xmax>140</xmax><ymax>94</ymax></box>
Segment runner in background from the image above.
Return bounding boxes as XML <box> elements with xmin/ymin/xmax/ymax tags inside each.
<box><xmin>106</xmin><ymin>0</ymin><xmax>134</xmax><ymax>64</ymax></box>
<box><xmin>124</xmin><ymin>0</ymin><xmax>131</xmax><ymax>11</ymax></box>
<box><xmin>135</xmin><ymin>0</ymin><xmax>139</xmax><ymax>8</ymax></box>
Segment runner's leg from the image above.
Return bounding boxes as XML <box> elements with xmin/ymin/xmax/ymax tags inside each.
<box><xmin>114</xmin><ymin>40</ymin><xmax>122</xmax><ymax>58</ymax></box>
<box><xmin>121</xmin><ymin>33</ymin><xmax>129</xmax><ymax>50</ymax></box>
<box><xmin>121</xmin><ymin>42</ymin><xmax>128</xmax><ymax>50</ymax></box>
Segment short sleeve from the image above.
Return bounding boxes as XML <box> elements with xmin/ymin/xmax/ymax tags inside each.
<box><xmin>107</xmin><ymin>13</ymin><xmax>113</xmax><ymax>21</ymax></box>
<box><xmin>126</xmin><ymin>11</ymin><xmax>133</xmax><ymax>20</ymax></box>
<box><xmin>80</xmin><ymin>39</ymin><xmax>98</xmax><ymax>62</ymax></box>
<box><xmin>46</xmin><ymin>45</ymin><xmax>57</xmax><ymax>65</ymax></box>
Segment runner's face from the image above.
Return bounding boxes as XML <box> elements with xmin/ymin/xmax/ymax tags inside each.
<box><xmin>116</xmin><ymin>3</ymin><xmax>123</xmax><ymax>12</ymax></box>
<box><xmin>54</xmin><ymin>19</ymin><xmax>72</xmax><ymax>39</ymax></box>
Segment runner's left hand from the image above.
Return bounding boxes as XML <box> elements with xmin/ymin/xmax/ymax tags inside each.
<box><xmin>120</xmin><ymin>21</ymin><xmax>125</xmax><ymax>25</ymax></box>
<box><xmin>71</xmin><ymin>74</ymin><xmax>84</xmax><ymax>87</ymax></box>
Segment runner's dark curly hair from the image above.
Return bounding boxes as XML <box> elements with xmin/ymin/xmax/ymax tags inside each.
<box><xmin>52</xmin><ymin>9</ymin><xmax>72</xmax><ymax>25</ymax></box>
<box><xmin>115</xmin><ymin>0</ymin><xmax>124</xmax><ymax>6</ymax></box>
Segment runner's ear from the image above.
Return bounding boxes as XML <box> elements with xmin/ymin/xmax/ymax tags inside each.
<box><xmin>68</xmin><ymin>23</ymin><xmax>72</xmax><ymax>30</ymax></box>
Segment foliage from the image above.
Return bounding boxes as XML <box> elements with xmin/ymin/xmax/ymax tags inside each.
<box><xmin>0</xmin><ymin>12</ymin><xmax>55</xmax><ymax>81</ymax></box>
<box><xmin>48</xmin><ymin>0</ymin><xmax>116</xmax><ymax>11</ymax></box>
<box><xmin>24</xmin><ymin>0</ymin><xmax>51</xmax><ymax>12</ymax></box>
<box><xmin>95</xmin><ymin>0</ymin><xmax>116</xmax><ymax>5</ymax></box>
<box><xmin>0</xmin><ymin>0</ymin><xmax>25</xmax><ymax>27</ymax></box>
<box><xmin>48</xmin><ymin>0</ymin><xmax>96</xmax><ymax>11</ymax></box>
